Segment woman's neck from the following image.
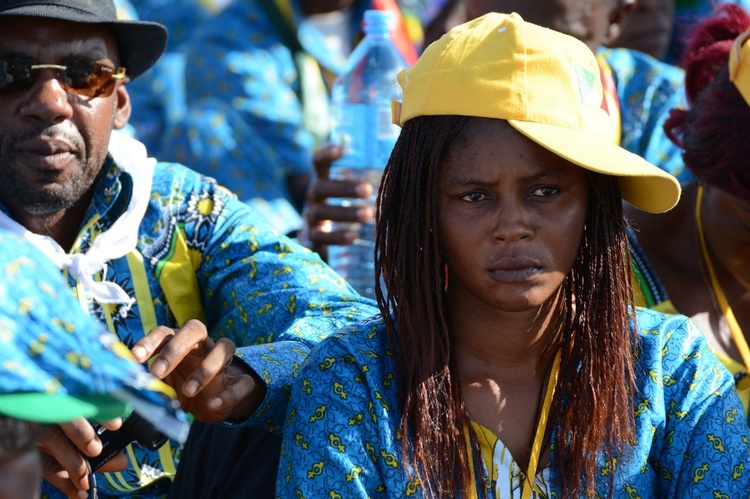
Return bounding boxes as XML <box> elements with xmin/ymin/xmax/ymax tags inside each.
<box><xmin>453</xmin><ymin>295</ymin><xmax>563</xmax><ymax>471</ymax></box>
<box><xmin>451</xmin><ymin>293</ymin><xmax>564</xmax><ymax>379</ymax></box>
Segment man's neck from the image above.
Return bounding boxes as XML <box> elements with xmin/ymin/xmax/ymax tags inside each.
<box><xmin>8</xmin><ymin>193</ymin><xmax>92</xmax><ymax>252</ymax></box>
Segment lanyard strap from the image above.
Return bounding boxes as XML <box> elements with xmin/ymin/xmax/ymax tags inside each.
<box><xmin>467</xmin><ymin>350</ymin><xmax>560</xmax><ymax>498</ymax></box>
<box><xmin>695</xmin><ymin>184</ymin><xmax>750</xmax><ymax>373</ymax></box>
<box><xmin>522</xmin><ymin>350</ymin><xmax>560</xmax><ymax>499</ymax></box>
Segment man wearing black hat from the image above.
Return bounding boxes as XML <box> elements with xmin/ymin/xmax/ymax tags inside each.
<box><xmin>0</xmin><ymin>1</ymin><xmax>378</xmax><ymax>497</ymax></box>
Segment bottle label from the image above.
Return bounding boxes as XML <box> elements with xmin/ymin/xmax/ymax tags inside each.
<box><xmin>332</xmin><ymin>103</ymin><xmax>401</xmax><ymax>169</ymax></box>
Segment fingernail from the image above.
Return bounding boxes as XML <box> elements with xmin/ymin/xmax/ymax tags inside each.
<box><xmin>356</xmin><ymin>207</ymin><xmax>374</xmax><ymax>222</ymax></box>
<box><xmin>151</xmin><ymin>359</ymin><xmax>168</xmax><ymax>378</ymax></box>
<box><xmin>183</xmin><ymin>380</ymin><xmax>199</xmax><ymax>396</ymax></box>
<box><xmin>78</xmin><ymin>490</ymin><xmax>89</xmax><ymax>498</ymax></box>
<box><xmin>84</xmin><ymin>439</ymin><xmax>100</xmax><ymax>456</ymax></box>
<box><xmin>208</xmin><ymin>397</ymin><xmax>222</xmax><ymax>409</ymax></box>
<box><xmin>131</xmin><ymin>346</ymin><xmax>147</xmax><ymax>362</ymax></box>
<box><xmin>355</xmin><ymin>183</ymin><xmax>373</xmax><ymax>197</ymax></box>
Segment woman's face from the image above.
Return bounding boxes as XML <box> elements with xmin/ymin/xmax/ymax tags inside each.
<box><xmin>438</xmin><ymin>119</ymin><xmax>589</xmax><ymax>314</ymax></box>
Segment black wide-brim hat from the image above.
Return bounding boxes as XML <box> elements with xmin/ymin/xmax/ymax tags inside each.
<box><xmin>0</xmin><ymin>0</ymin><xmax>168</xmax><ymax>80</ymax></box>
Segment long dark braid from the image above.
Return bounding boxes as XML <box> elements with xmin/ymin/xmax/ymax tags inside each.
<box><xmin>376</xmin><ymin>114</ymin><xmax>472</xmax><ymax>497</ymax></box>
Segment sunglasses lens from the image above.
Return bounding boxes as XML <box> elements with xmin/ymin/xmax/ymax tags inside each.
<box><xmin>0</xmin><ymin>58</ymin><xmax>35</xmax><ymax>92</ymax></box>
<box><xmin>0</xmin><ymin>59</ymin><xmax>119</xmax><ymax>98</ymax></box>
<box><xmin>60</xmin><ymin>62</ymin><xmax>114</xmax><ymax>98</ymax></box>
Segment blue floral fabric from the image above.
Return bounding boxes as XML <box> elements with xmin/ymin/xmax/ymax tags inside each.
<box><xmin>6</xmin><ymin>145</ymin><xmax>378</xmax><ymax>497</ymax></box>
<box><xmin>0</xmin><ymin>230</ymin><xmax>186</xmax><ymax>432</ymax></box>
<box><xmin>156</xmin><ymin>0</ymin><xmax>375</xmax><ymax>235</ymax></box>
<box><xmin>600</xmin><ymin>47</ymin><xmax>692</xmax><ymax>182</ymax></box>
<box><xmin>114</xmin><ymin>0</ymin><xmax>208</xmax><ymax>156</ymax></box>
<box><xmin>278</xmin><ymin>308</ymin><xmax>750</xmax><ymax>498</ymax></box>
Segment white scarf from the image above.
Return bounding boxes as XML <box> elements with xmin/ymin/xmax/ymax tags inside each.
<box><xmin>0</xmin><ymin>132</ymin><xmax>155</xmax><ymax>313</ymax></box>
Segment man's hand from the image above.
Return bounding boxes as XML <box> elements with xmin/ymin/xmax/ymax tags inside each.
<box><xmin>304</xmin><ymin>144</ymin><xmax>374</xmax><ymax>260</ymax></box>
<box><xmin>131</xmin><ymin>319</ymin><xmax>264</xmax><ymax>424</ymax></box>
<box><xmin>38</xmin><ymin>418</ymin><xmax>126</xmax><ymax>498</ymax></box>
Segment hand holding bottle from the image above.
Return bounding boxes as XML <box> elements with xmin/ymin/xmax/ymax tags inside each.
<box><xmin>303</xmin><ymin>144</ymin><xmax>375</xmax><ymax>262</ymax></box>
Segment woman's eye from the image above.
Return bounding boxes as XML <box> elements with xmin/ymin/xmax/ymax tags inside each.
<box><xmin>531</xmin><ymin>186</ymin><xmax>559</xmax><ymax>197</ymax></box>
<box><xmin>460</xmin><ymin>192</ymin><xmax>487</xmax><ymax>202</ymax></box>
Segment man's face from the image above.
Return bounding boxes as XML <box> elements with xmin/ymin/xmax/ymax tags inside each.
<box><xmin>0</xmin><ymin>17</ymin><xmax>130</xmax><ymax>218</ymax></box>
<box><xmin>465</xmin><ymin>0</ymin><xmax>615</xmax><ymax>51</ymax></box>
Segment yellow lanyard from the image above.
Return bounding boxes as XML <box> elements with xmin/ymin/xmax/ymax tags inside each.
<box><xmin>468</xmin><ymin>350</ymin><xmax>560</xmax><ymax>499</ymax></box>
<box><xmin>695</xmin><ymin>184</ymin><xmax>750</xmax><ymax>373</ymax></box>
<box><xmin>521</xmin><ymin>350</ymin><xmax>560</xmax><ymax>499</ymax></box>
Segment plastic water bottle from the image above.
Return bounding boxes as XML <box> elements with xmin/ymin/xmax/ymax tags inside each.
<box><xmin>328</xmin><ymin>9</ymin><xmax>408</xmax><ymax>299</ymax></box>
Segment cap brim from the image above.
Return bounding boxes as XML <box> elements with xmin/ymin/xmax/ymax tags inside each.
<box><xmin>0</xmin><ymin>393</ymin><xmax>129</xmax><ymax>423</ymax></box>
<box><xmin>508</xmin><ymin>120</ymin><xmax>681</xmax><ymax>213</ymax></box>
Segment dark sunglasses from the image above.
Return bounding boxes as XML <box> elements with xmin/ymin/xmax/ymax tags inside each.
<box><xmin>0</xmin><ymin>57</ymin><xmax>126</xmax><ymax>98</ymax></box>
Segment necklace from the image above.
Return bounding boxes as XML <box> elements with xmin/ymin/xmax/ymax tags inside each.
<box><xmin>695</xmin><ymin>185</ymin><xmax>750</xmax><ymax>373</ymax></box>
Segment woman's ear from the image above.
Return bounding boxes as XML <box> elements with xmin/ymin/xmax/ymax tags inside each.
<box><xmin>601</xmin><ymin>0</ymin><xmax>636</xmax><ymax>46</ymax></box>
<box><xmin>113</xmin><ymin>83</ymin><xmax>132</xmax><ymax>130</ymax></box>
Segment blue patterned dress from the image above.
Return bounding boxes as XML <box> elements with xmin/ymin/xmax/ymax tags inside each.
<box><xmin>278</xmin><ymin>308</ymin><xmax>750</xmax><ymax>498</ymax></box>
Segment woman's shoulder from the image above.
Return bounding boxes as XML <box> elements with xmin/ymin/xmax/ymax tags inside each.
<box><xmin>302</xmin><ymin>315</ymin><xmax>394</xmax><ymax>375</ymax></box>
<box><xmin>634</xmin><ymin>307</ymin><xmax>702</xmax><ymax>354</ymax></box>
<box><xmin>633</xmin><ymin>308</ymin><xmax>713</xmax><ymax>371</ymax></box>
<box><xmin>633</xmin><ymin>308</ymin><xmax>736</xmax><ymax>396</ymax></box>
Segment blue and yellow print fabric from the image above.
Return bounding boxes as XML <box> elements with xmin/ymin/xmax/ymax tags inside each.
<box><xmin>0</xmin><ymin>230</ymin><xmax>183</xmax><ymax>425</ymax></box>
<box><xmin>278</xmin><ymin>309</ymin><xmax>750</xmax><ymax>497</ymax></box>
<box><xmin>5</xmin><ymin>152</ymin><xmax>379</xmax><ymax>498</ymax></box>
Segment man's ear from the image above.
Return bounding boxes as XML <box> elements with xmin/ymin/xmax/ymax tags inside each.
<box><xmin>602</xmin><ymin>0</ymin><xmax>636</xmax><ymax>46</ymax></box>
<box><xmin>113</xmin><ymin>83</ymin><xmax>132</xmax><ymax>130</ymax></box>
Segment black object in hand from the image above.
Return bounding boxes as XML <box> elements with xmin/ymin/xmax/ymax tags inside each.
<box><xmin>87</xmin><ymin>413</ymin><xmax>169</xmax><ymax>471</ymax></box>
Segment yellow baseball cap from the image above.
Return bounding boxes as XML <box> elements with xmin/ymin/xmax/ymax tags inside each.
<box><xmin>392</xmin><ymin>12</ymin><xmax>681</xmax><ymax>213</ymax></box>
<box><xmin>730</xmin><ymin>28</ymin><xmax>750</xmax><ymax>106</ymax></box>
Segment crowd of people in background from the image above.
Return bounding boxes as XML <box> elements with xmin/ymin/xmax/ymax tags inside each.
<box><xmin>2</xmin><ymin>0</ymin><xmax>750</xmax><ymax>498</ymax></box>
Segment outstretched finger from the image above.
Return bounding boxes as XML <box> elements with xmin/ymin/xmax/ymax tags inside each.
<box><xmin>130</xmin><ymin>325</ymin><xmax>177</xmax><ymax>364</ymax></box>
<box><xmin>148</xmin><ymin>319</ymin><xmax>211</xmax><ymax>379</ymax></box>
<box><xmin>37</xmin><ymin>421</ymin><xmax>92</xmax><ymax>495</ymax></box>
<box><xmin>39</xmin><ymin>453</ymin><xmax>87</xmax><ymax>498</ymax></box>
<box><xmin>211</xmin><ymin>370</ymin><xmax>258</xmax><ymax>418</ymax></box>
<box><xmin>180</xmin><ymin>337</ymin><xmax>236</xmax><ymax>399</ymax></box>
<box><xmin>312</xmin><ymin>144</ymin><xmax>343</xmax><ymax>178</ymax></box>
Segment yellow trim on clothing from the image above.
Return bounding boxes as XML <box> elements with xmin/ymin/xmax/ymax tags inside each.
<box><xmin>126</xmin><ymin>250</ymin><xmax>158</xmax><ymax>331</ymax></box>
<box><xmin>158</xmin><ymin>442</ymin><xmax>177</xmax><ymax>476</ymax></box>
<box><xmin>158</xmin><ymin>229</ymin><xmax>205</xmax><ymax>327</ymax></box>
<box><xmin>103</xmin><ymin>470</ymin><xmax>136</xmax><ymax>492</ymax></box>
<box><xmin>272</xmin><ymin>0</ymin><xmax>295</xmax><ymax>27</ymax></box>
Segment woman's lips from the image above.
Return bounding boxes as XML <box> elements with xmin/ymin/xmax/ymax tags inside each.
<box><xmin>488</xmin><ymin>256</ymin><xmax>543</xmax><ymax>282</ymax></box>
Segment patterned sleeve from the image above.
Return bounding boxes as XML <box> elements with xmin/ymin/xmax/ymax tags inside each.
<box><xmin>641</xmin><ymin>312</ymin><xmax>750</xmax><ymax>497</ymax></box>
<box><xmin>191</xmin><ymin>186</ymin><xmax>379</xmax><ymax>430</ymax></box>
<box><xmin>276</xmin><ymin>321</ymin><xmax>410</xmax><ymax>498</ymax></box>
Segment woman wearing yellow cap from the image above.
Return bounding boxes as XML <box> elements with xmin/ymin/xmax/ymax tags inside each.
<box><xmin>277</xmin><ymin>12</ymin><xmax>750</xmax><ymax>498</ymax></box>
